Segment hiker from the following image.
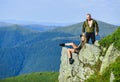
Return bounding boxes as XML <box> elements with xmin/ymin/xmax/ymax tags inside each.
<box><xmin>82</xmin><ymin>13</ymin><xmax>99</xmax><ymax>44</ymax></box>
<box><xmin>59</xmin><ymin>34</ymin><xmax>87</xmax><ymax>64</ymax></box>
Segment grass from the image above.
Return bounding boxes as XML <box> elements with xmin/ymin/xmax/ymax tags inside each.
<box><xmin>85</xmin><ymin>56</ymin><xmax>120</xmax><ymax>82</ymax></box>
<box><xmin>91</xmin><ymin>59</ymin><xmax>102</xmax><ymax>74</ymax></box>
<box><xmin>0</xmin><ymin>72</ymin><xmax>59</xmax><ymax>82</ymax></box>
<box><xmin>99</xmin><ymin>27</ymin><xmax>120</xmax><ymax>50</ymax></box>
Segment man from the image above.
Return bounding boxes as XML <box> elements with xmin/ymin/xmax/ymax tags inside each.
<box><xmin>82</xmin><ymin>13</ymin><xmax>99</xmax><ymax>44</ymax></box>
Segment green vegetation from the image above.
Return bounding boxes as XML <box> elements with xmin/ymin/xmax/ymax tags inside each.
<box><xmin>0</xmin><ymin>72</ymin><xmax>59</xmax><ymax>82</ymax></box>
<box><xmin>85</xmin><ymin>27</ymin><xmax>120</xmax><ymax>82</ymax></box>
<box><xmin>85</xmin><ymin>56</ymin><xmax>120</xmax><ymax>82</ymax></box>
<box><xmin>91</xmin><ymin>59</ymin><xmax>102</xmax><ymax>74</ymax></box>
<box><xmin>99</xmin><ymin>27</ymin><xmax>120</xmax><ymax>50</ymax></box>
<box><xmin>0</xmin><ymin>25</ymin><xmax>73</xmax><ymax>79</ymax></box>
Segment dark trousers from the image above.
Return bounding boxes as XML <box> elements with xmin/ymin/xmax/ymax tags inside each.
<box><xmin>86</xmin><ymin>32</ymin><xmax>95</xmax><ymax>44</ymax></box>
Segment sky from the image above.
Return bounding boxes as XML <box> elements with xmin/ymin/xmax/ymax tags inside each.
<box><xmin>0</xmin><ymin>0</ymin><xmax>120</xmax><ymax>25</ymax></box>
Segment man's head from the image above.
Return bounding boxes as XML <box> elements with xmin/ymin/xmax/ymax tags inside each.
<box><xmin>86</xmin><ymin>13</ymin><xmax>91</xmax><ymax>21</ymax></box>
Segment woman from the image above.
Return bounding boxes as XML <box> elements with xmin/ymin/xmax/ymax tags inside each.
<box><xmin>59</xmin><ymin>34</ymin><xmax>87</xmax><ymax>64</ymax></box>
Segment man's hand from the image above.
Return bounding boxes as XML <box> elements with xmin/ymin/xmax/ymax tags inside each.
<box><xmin>95</xmin><ymin>32</ymin><xmax>98</xmax><ymax>36</ymax></box>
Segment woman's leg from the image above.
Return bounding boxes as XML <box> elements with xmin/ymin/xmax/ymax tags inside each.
<box><xmin>67</xmin><ymin>48</ymin><xmax>75</xmax><ymax>58</ymax></box>
<box><xmin>67</xmin><ymin>48</ymin><xmax>75</xmax><ymax>64</ymax></box>
<box><xmin>65</xmin><ymin>42</ymin><xmax>78</xmax><ymax>49</ymax></box>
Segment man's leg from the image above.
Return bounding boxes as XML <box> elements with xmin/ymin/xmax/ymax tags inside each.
<box><xmin>91</xmin><ymin>32</ymin><xmax>95</xmax><ymax>44</ymax></box>
<box><xmin>86</xmin><ymin>33</ymin><xmax>90</xmax><ymax>43</ymax></box>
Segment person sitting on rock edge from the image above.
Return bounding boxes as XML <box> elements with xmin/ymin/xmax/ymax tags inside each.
<box><xmin>59</xmin><ymin>34</ymin><xmax>87</xmax><ymax>64</ymax></box>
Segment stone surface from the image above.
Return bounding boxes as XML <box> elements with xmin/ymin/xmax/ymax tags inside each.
<box><xmin>59</xmin><ymin>42</ymin><xmax>120</xmax><ymax>82</ymax></box>
<box><xmin>59</xmin><ymin>44</ymin><xmax>101</xmax><ymax>82</ymax></box>
<box><xmin>94</xmin><ymin>40</ymin><xmax>100</xmax><ymax>47</ymax></box>
<box><xmin>110</xmin><ymin>72</ymin><xmax>115</xmax><ymax>82</ymax></box>
<box><xmin>100</xmin><ymin>43</ymin><xmax>120</xmax><ymax>74</ymax></box>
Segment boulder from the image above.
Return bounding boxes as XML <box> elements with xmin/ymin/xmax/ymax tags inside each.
<box><xmin>59</xmin><ymin>44</ymin><xmax>101</xmax><ymax>82</ymax></box>
<box><xmin>100</xmin><ymin>43</ymin><xmax>120</xmax><ymax>74</ymax></box>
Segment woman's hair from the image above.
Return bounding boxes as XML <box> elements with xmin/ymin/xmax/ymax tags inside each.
<box><xmin>81</xmin><ymin>34</ymin><xmax>87</xmax><ymax>48</ymax></box>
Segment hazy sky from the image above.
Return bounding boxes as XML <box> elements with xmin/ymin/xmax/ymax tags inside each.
<box><xmin>0</xmin><ymin>0</ymin><xmax>120</xmax><ymax>25</ymax></box>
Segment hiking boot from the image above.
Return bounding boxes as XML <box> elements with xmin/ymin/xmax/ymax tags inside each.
<box><xmin>59</xmin><ymin>43</ymin><xmax>65</xmax><ymax>47</ymax></box>
<box><xmin>69</xmin><ymin>58</ymin><xmax>74</xmax><ymax>64</ymax></box>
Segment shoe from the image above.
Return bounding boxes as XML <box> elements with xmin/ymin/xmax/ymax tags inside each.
<box><xmin>59</xmin><ymin>43</ymin><xmax>65</xmax><ymax>47</ymax></box>
<box><xmin>80</xmin><ymin>34</ymin><xmax>82</xmax><ymax>38</ymax></box>
<box><xmin>69</xmin><ymin>58</ymin><xmax>74</xmax><ymax>64</ymax></box>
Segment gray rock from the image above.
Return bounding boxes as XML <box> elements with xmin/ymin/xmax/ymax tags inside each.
<box><xmin>100</xmin><ymin>43</ymin><xmax>120</xmax><ymax>74</ymax></box>
<box><xmin>99</xmin><ymin>56</ymin><xmax>104</xmax><ymax>61</ymax></box>
<box><xmin>110</xmin><ymin>72</ymin><xmax>115</xmax><ymax>82</ymax></box>
<box><xmin>59</xmin><ymin>44</ymin><xmax>101</xmax><ymax>82</ymax></box>
<box><xmin>94</xmin><ymin>40</ymin><xmax>100</xmax><ymax>47</ymax></box>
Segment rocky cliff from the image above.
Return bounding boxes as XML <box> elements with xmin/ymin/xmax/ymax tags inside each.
<box><xmin>59</xmin><ymin>41</ymin><xmax>120</xmax><ymax>82</ymax></box>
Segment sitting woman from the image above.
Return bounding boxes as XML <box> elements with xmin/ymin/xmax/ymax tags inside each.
<box><xmin>59</xmin><ymin>34</ymin><xmax>87</xmax><ymax>64</ymax></box>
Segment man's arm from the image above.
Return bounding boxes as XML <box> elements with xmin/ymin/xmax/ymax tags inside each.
<box><xmin>95</xmin><ymin>21</ymin><xmax>99</xmax><ymax>35</ymax></box>
<box><xmin>82</xmin><ymin>22</ymin><xmax>86</xmax><ymax>35</ymax></box>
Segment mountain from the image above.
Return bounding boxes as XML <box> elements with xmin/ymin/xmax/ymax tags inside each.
<box><xmin>0</xmin><ymin>21</ymin><xmax>118</xmax><ymax>79</ymax></box>
<box><xmin>23</xmin><ymin>24</ymin><xmax>60</xmax><ymax>32</ymax></box>
<box><xmin>0</xmin><ymin>22</ymin><xmax>12</xmax><ymax>27</ymax></box>
<box><xmin>0</xmin><ymin>20</ymin><xmax>72</xmax><ymax>26</ymax></box>
<box><xmin>0</xmin><ymin>21</ymin><xmax>61</xmax><ymax>32</ymax></box>
<box><xmin>0</xmin><ymin>24</ymin><xmax>74</xmax><ymax>79</ymax></box>
<box><xmin>0</xmin><ymin>24</ymin><xmax>38</xmax><ymax>48</ymax></box>
<box><xmin>52</xmin><ymin>20</ymin><xmax>118</xmax><ymax>36</ymax></box>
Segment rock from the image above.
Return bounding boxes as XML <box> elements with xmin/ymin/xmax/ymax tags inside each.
<box><xmin>59</xmin><ymin>44</ymin><xmax>101</xmax><ymax>82</ymax></box>
<box><xmin>94</xmin><ymin>40</ymin><xmax>100</xmax><ymax>47</ymax></box>
<box><xmin>100</xmin><ymin>43</ymin><xmax>120</xmax><ymax>74</ymax></box>
<box><xmin>103</xmin><ymin>47</ymin><xmax>107</xmax><ymax>52</ymax></box>
<box><xmin>99</xmin><ymin>56</ymin><xmax>104</xmax><ymax>61</ymax></box>
<box><xmin>110</xmin><ymin>72</ymin><xmax>115</xmax><ymax>82</ymax></box>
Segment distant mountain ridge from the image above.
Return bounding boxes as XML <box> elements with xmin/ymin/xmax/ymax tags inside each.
<box><xmin>23</xmin><ymin>24</ymin><xmax>60</xmax><ymax>32</ymax></box>
<box><xmin>0</xmin><ymin>21</ymin><xmax>118</xmax><ymax>79</ymax></box>
<box><xmin>0</xmin><ymin>20</ymin><xmax>73</xmax><ymax>26</ymax></box>
<box><xmin>0</xmin><ymin>22</ymin><xmax>13</xmax><ymax>27</ymax></box>
<box><xmin>0</xmin><ymin>21</ymin><xmax>61</xmax><ymax>32</ymax></box>
<box><xmin>52</xmin><ymin>20</ymin><xmax>118</xmax><ymax>36</ymax></box>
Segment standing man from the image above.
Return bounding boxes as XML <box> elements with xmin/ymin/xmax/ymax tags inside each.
<box><xmin>82</xmin><ymin>13</ymin><xmax>99</xmax><ymax>44</ymax></box>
